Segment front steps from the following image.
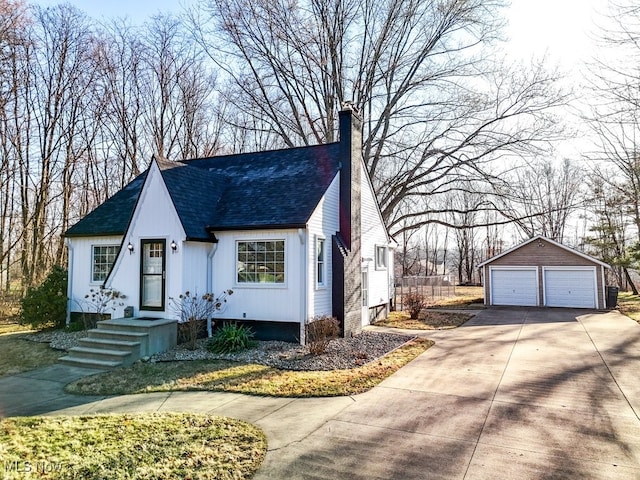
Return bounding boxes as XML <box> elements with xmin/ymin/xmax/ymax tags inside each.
<box><xmin>59</xmin><ymin>317</ymin><xmax>177</xmax><ymax>370</ymax></box>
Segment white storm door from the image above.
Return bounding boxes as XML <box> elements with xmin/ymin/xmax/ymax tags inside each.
<box><xmin>140</xmin><ymin>239</ymin><xmax>166</xmax><ymax>310</ymax></box>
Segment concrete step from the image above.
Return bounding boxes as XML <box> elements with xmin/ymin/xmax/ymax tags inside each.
<box><xmin>88</xmin><ymin>328</ymin><xmax>149</xmax><ymax>343</ymax></box>
<box><xmin>58</xmin><ymin>355</ymin><xmax>122</xmax><ymax>370</ymax></box>
<box><xmin>96</xmin><ymin>318</ymin><xmax>176</xmax><ymax>333</ymax></box>
<box><xmin>79</xmin><ymin>337</ymin><xmax>141</xmax><ymax>354</ymax></box>
<box><xmin>66</xmin><ymin>346</ymin><xmax>133</xmax><ymax>364</ymax></box>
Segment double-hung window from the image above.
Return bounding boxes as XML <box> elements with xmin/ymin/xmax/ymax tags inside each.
<box><xmin>316</xmin><ymin>237</ymin><xmax>325</xmax><ymax>286</ymax></box>
<box><xmin>237</xmin><ymin>240</ymin><xmax>285</xmax><ymax>284</ymax></box>
<box><xmin>375</xmin><ymin>245</ymin><xmax>388</xmax><ymax>270</ymax></box>
<box><xmin>92</xmin><ymin>245</ymin><xmax>119</xmax><ymax>282</ymax></box>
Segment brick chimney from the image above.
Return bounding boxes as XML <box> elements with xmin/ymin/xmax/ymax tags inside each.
<box><xmin>332</xmin><ymin>104</ymin><xmax>362</xmax><ymax>337</ymax></box>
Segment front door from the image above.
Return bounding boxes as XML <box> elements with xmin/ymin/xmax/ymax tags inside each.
<box><xmin>140</xmin><ymin>239</ymin><xmax>166</xmax><ymax>311</ymax></box>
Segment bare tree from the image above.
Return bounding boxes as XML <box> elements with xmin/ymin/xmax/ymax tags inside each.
<box><xmin>0</xmin><ymin>0</ymin><xmax>29</xmax><ymax>290</ymax></box>
<box><xmin>583</xmin><ymin>0</ymin><xmax>640</xmax><ymax>290</ymax></box>
<box><xmin>192</xmin><ymin>0</ymin><xmax>568</xmax><ymax>236</ymax></box>
<box><xmin>15</xmin><ymin>4</ymin><xmax>99</xmax><ymax>287</ymax></box>
<box><xmin>93</xmin><ymin>19</ymin><xmax>146</xmax><ymax>191</ymax></box>
<box><xmin>445</xmin><ymin>187</ymin><xmax>483</xmax><ymax>284</ymax></box>
<box><xmin>141</xmin><ymin>15</ymin><xmax>219</xmax><ymax>160</ymax></box>
<box><xmin>496</xmin><ymin>158</ymin><xmax>585</xmax><ymax>242</ymax></box>
<box><xmin>396</xmin><ymin>226</ymin><xmax>421</xmax><ymax>276</ymax></box>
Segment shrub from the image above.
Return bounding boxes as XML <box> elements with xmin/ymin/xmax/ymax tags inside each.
<box><xmin>207</xmin><ymin>322</ymin><xmax>255</xmax><ymax>353</ymax></box>
<box><xmin>79</xmin><ymin>287</ymin><xmax>126</xmax><ymax>329</ymax></box>
<box><xmin>177</xmin><ymin>319</ymin><xmax>208</xmax><ymax>347</ymax></box>
<box><xmin>170</xmin><ymin>290</ymin><xmax>233</xmax><ymax>350</ymax></box>
<box><xmin>305</xmin><ymin>315</ymin><xmax>340</xmax><ymax>355</ymax></box>
<box><xmin>404</xmin><ymin>291</ymin><xmax>427</xmax><ymax>319</ymax></box>
<box><xmin>20</xmin><ymin>265</ymin><xmax>68</xmax><ymax>329</ymax></box>
<box><xmin>65</xmin><ymin>320</ymin><xmax>86</xmax><ymax>332</ymax></box>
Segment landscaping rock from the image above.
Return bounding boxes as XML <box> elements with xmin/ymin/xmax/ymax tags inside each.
<box><xmin>26</xmin><ymin>330</ymin><xmax>88</xmax><ymax>350</ymax></box>
<box><xmin>151</xmin><ymin>332</ymin><xmax>415</xmax><ymax>371</ymax></box>
<box><xmin>25</xmin><ymin>328</ymin><xmax>416</xmax><ymax>371</ymax></box>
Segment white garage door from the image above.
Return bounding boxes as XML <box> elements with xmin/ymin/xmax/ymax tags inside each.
<box><xmin>544</xmin><ymin>269</ymin><xmax>596</xmax><ymax>308</ymax></box>
<box><xmin>491</xmin><ymin>269</ymin><xmax>538</xmax><ymax>306</ymax></box>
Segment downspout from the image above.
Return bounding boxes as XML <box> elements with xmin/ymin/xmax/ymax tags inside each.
<box><xmin>601</xmin><ymin>266</ymin><xmax>607</xmax><ymax>309</ymax></box>
<box><xmin>206</xmin><ymin>242</ymin><xmax>218</xmax><ymax>337</ymax></box>
<box><xmin>388</xmin><ymin>243</ymin><xmax>395</xmax><ymax>311</ymax></box>
<box><xmin>65</xmin><ymin>238</ymin><xmax>73</xmax><ymax>326</ymax></box>
<box><xmin>298</xmin><ymin>228</ymin><xmax>307</xmax><ymax>345</ymax></box>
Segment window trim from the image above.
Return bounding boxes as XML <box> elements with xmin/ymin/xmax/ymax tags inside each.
<box><xmin>375</xmin><ymin>245</ymin><xmax>388</xmax><ymax>270</ymax></box>
<box><xmin>316</xmin><ymin>236</ymin><xmax>326</xmax><ymax>288</ymax></box>
<box><xmin>236</xmin><ymin>239</ymin><xmax>286</xmax><ymax>286</ymax></box>
<box><xmin>91</xmin><ymin>244</ymin><xmax>120</xmax><ymax>284</ymax></box>
<box><xmin>362</xmin><ymin>268</ymin><xmax>369</xmax><ymax>307</ymax></box>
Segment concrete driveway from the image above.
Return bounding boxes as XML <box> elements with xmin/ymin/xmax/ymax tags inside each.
<box><xmin>252</xmin><ymin>308</ymin><xmax>640</xmax><ymax>479</ymax></box>
<box><xmin>6</xmin><ymin>308</ymin><xmax>640</xmax><ymax>479</ymax></box>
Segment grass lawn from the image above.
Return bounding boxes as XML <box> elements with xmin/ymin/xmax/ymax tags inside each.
<box><xmin>430</xmin><ymin>285</ymin><xmax>484</xmax><ymax>309</ymax></box>
<box><xmin>376</xmin><ymin>310</ymin><xmax>473</xmax><ymax>330</ymax></box>
<box><xmin>0</xmin><ymin>413</ymin><xmax>266</xmax><ymax>480</ymax></box>
<box><xmin>617</xmin><ymin>291</ymin><xmax>640</xmax><ymax>322</ymax></box>
<box><xmin>66</xmin><ymin>338</ymin><xmax>433</xmax><ymax>397</ymax></box>
<box><xmin>0</xmin><ymin>332</ymin><xmax>64</xmax><ymax>377</ymax></box>
<box><xmin>0</xmin><ymin>319</ymin><xmax>31</xmax><ymax>335</ymax></box>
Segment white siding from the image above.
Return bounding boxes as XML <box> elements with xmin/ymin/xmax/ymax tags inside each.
<box><xmin>306</xmin><ymin>174</ymin><xmax>340</xmax><ymax>319</ymax></box>
<box><xmin>181</xmin><ymin>242</ymin><xmax>210</xmax><ymax>295</ymax></box>
<box><xmin>104</xmin><ymin>162</ymin><xmax>187</xmax><ymax>318</ymax></box>
<box><xmin>67</xmin><ymin>235</ymin><xmax>122</xmax><ymax>320</ymax></box>
<box><xmin>360</xmin><ymin>163</ymin><xmax>392</xmax><ymax>314</ymax></box>
<box><xmin>212</xmin><ymin>229</ymin><xmax>304</xmax><ymax>323</ymax></box>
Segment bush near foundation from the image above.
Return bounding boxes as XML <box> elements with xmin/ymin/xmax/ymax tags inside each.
<box><xmin>208</xmin><ymin>322</ymin><xmax>255</xmax><ymax>353</ymax></box>
<box><xmin>305</xmin><ymin>315</ymin><xmax>340</xmax><ymax>355</ymax></box>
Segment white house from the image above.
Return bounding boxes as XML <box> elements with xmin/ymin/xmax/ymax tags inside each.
<box><xmin>64</xmin><ymin>107</ymin><xmax>395</xmax><ymax>343</ymax></box>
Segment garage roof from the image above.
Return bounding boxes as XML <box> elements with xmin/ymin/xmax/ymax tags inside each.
<box><xmin>478</xmin><ymin>235</ymin><xmax>610</xmax><ymax>269</ymax></box>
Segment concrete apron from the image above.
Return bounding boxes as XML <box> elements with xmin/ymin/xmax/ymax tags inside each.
<box><xmin>26</xmin><ymin>308</ymin><xmax>640</xmax><ymax>479</ymax></box>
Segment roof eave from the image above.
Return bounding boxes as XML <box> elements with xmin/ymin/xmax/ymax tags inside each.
<box><xmin>63</xmin><ymin>231</ymin><xmax>125</xmax><ymax>238</ymax></box>
<box><xmin>206</xmin><ymin>223</ymin><xmax>307</xmax><ymax>232</ymax></box>
<box><xmin>478</xmin><ymin>235</ymin><xmax>611</xmax><ymax>269</ymax></box>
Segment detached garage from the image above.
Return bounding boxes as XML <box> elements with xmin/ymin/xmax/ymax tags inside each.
<box><xmin>479</xmin><ymin>236</ymin><xmax>610</xmax><ymax>309</ymax></box>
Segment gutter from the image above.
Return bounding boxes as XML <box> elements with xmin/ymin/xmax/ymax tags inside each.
<box><xmin>65</xmin><ymin>238</ymin><xmax>73</xmax><ymax>326</ymax></box>
<box><xmin>298</xmin><ymin>228</ymin><xmax>307</xmax><ymax>344</ymax></box>
<box><xmin>206</xmin><ymin>223</ymin><xmax>307</xmax><ymax>233</ymax></box>
<box><xmin>206</xmin><ymin>242</ymin><xmax>219</xmax><ymax>337</ymax></box>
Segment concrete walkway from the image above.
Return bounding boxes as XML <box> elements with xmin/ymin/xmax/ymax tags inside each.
<box><xmin>2</xmin><ymin>308</ymin><xmax>640</xmax><ymax>479</ymax></box>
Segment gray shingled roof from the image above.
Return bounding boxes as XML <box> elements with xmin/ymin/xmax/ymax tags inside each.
<box><xmin>156</xmin><ymin>159</ymin><xmax>227</xmax><ymax>240</ymax></box>
<box><xmin>65</xmin><ymin>143</ymin><xmax>341</xmax><ymax>240</ymax></box>
<box><xmin>65</xmin><ymin>172</ymin><xmax>147</xmax><ymax>237</ymax></box>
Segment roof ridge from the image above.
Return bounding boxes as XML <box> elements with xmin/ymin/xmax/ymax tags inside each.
<box><xmin>182</xmin><ymin>141</ymin><xmax>340</xmax><ymax>165</ymax></box>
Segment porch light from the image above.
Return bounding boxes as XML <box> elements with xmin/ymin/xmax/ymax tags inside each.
<box><xmin>170</xmin><ymin>240</ymin><xmax>177</xmax><ymax>252</ymax></box>
<box><xmin>127</xmin><ymin>242</ymin><xmax>134</xmax><ymax>254</ymax></box>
